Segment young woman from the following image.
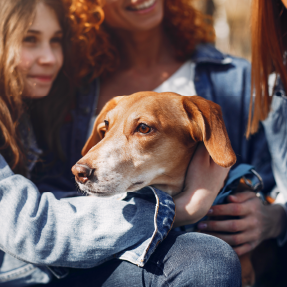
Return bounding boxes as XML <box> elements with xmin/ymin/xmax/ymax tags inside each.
<box><xmin>0</xmin><ymin>0</ymin><xmax>241</xmax><ymax>286</ymax></box>
<box><xmin>64</xmin><ymin>0</ymin><xmax>275</xmax><ymax>255</ymax></box>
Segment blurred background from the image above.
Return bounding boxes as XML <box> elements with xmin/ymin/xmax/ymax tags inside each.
<box><xmin>195</xmin><ymin>0</ymin><xmax>252</xmax><ymax>61</ymax></box>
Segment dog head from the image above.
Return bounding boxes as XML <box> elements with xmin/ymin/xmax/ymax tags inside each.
<box><xmin>72</xmin><ymin>92</ymin><xmax>236</xmax><ymax>196</ymax></box>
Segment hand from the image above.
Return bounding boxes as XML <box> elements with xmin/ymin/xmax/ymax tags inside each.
<box><xmin>197</xmin><ymin>191</ymin><xmax>287</xmax><ymax>256</ymax></box>
<box><xmin>173</xmin><ymin>143</ymin><xmax>230</xmax><ymax>227</ymax></box>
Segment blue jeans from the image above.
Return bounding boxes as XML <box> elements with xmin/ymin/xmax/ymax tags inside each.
<box><xmin>42</xmin><ymin>231</ymin><xmax>241</xmax><ymax>287</ymax></box>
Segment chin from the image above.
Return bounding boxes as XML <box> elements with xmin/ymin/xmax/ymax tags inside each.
<box><xmin>25</xmin><ymin>86</ymin><xmax>52</xmax><ymax>99</ymax></box>
<box><xmin>128</xmin><ymin>7</ymin><xmax>164</xmax><ymax>31</ymax></box>
<box><xmin>136</xmin><ymin>16</ymin><xmax>163</xmax><ymax>31</ymax></box>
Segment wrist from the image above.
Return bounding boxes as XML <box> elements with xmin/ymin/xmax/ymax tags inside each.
<box><xmin>173</xmin><ymin>193</ymin><xmax>192</xmax><ymax>227</ymax></box>
<box><xmin>173</xmin><ymin>187</ymin><xmax>217</xmax><ymax>228</ymax></box>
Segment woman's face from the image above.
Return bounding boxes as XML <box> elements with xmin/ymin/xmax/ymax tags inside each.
<box><xmin>103</xmin><ymin>0</ymin><xmax>165</xmax><ymax>31</ymax></box>
<box><xmin>17</xmin><ymin>2</ymin><xmax>63</xmax><ymax>98</ymax></box>
<box><xmin>282</xmin><ymin>0</ymin><xmax>287</xmax><ymax>9</ymax></box>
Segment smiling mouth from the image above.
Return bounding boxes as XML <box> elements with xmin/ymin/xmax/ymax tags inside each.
<box><xmin>28</xmin><ymin>75</ymin><xmax>53</xmax><ymax>83</ymax></box>
<box><xmin>127</xmin><ymin>0</ymin><xmax>156</xmax><ymax>11</ymax></box>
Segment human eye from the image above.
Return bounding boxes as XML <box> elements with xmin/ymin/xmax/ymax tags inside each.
<box><xmin>23</xmin><ymin>36</ymin><xmax>37</xmax><ymax>44</ymax></box>
<box><xmin>51</xmin><ymin>36</ymin><xmax>63</xmax><ymax>45</ymax></box>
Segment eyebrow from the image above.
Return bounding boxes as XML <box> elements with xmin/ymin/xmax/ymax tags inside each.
<box><xmin>27</xmin><ymin>29</ymin><xmax>63</xmax><ymax>35</ymax></box>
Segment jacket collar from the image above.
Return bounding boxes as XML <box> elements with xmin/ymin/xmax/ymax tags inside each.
<box><xmin>191</xmin><ymin>44</ymin><xmax>233</xmax><ymax>65</ymax></box>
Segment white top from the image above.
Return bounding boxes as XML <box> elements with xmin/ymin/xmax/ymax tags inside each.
<box><xmin>154</xmin><ymin>60</ymin><xmax>196</xmax><ymax>96</ymax></box>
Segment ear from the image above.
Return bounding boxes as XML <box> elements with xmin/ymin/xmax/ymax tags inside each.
<box><xmin>182</xmin><ymin>96</ymin><xmax>236</xmax><ymax>168</ymax></box>
<box><xmin>81</xmin><ymin>96</ymin><xmax>124</xmax><ymax>156</ymax></box>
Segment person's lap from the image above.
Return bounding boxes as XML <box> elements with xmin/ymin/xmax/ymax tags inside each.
<box><xmin>43</xmin><ymin>231</ymin><xmax>241</xmax><ymax>287</ymax></box>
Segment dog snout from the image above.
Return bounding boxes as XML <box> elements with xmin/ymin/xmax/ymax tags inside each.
<box><xmin>72</xmin><ymin>163</ymin><xmax>94</xmax><ymax>184</ymax></box>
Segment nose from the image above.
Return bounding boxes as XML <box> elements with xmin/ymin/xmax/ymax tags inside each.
<box><xmin>38</xmin><ymin>45</ymin><xmax>57</xmax><ymax>65</ymax></box>
<box><xmin>72</xmin><ymin>164</ymin><xmax>93</xmax><ymax>184</ymax></box>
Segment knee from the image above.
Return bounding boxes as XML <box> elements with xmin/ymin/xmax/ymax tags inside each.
<box><xmin>161</xmin><ymin>232</ymin><xmax>242</xmax><ymax>286</ymax></box>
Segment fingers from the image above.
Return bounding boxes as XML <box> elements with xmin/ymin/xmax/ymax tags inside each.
<box><xmin>187</xmin><ymin>143</ymin><xmax>210</xmax><ymax>170</ymax></box>
<box><xmin>198</xmin><ymin>218</ymin><xmax>248</xmax><ymax>233</ymax></box>
<box><xmin>233</xmin><ymin>243</ymin><xmax>255</xmax><ymax>256</ymax></box>
<box><xmin>227</xmin><ymin>191</ymin><xmax>257</xmax><ymax>203</ymax></box>
<box><xmin>188</xmin><ymin>143</ymin><xmax>230</xmax><ymax>173</ymax></box>
<box><xmin>207</xmin><ymin>202</ymin><xmax>250</xmax><ymax>217</ymax></box>
<box><xmin>207</xmin><ymin>192</ymin><xmax>261</xmax><ymax>217</ymax></box>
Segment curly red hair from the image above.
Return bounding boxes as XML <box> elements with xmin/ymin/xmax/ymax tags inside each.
<box><xmin>67</xmin><ymin>0</ymin><xmax>215</xmax><ymax>82</ymax></box>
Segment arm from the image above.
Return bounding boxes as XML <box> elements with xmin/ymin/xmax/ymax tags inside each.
<box><xmin>0</xmin><ymin>155</ymin><xmax>159</xmax><ymax>268</ymax></box>
<box><xmin>173</xmin><ymin>144</ymin><xmax>230</xmax><ymax>227</ymax></box>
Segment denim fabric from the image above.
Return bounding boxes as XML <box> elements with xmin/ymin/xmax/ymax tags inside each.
<box><xmin>262</xmin><ymin>79</ymin><xmax>287</xmax><ymax>199</ymax></box>
<box><xmin>0</xmin><ymin>155</ymin><xmax>175</xmax><ymax>285</ymax></box>
<box><xmin>262</xmin><ymin>77</ymin><xmax>287</xmax><ymax>245</ymax></box>
<box><xmin>36</xmin><ymin>231</ymin><xmax>242</xmax><ymax>287</ymax></box>
<box><xmin>191</xmin><ymin>44</ymin><xmax>274</xmax><ymax>193</ymax></box>
<box><xmin>118</xmin><ymin>187</ymin><xmax>175</xmax><ymax>266</ymax></box>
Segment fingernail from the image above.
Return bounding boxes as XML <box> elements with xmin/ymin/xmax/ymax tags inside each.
<box><xmin>207</xmin><ymin>208</ymin><xmax>213</xmax><ymax>214</ymax></box>
<box><xmin>198</xmin><ymin>223</ymin><xmax>207</xmax><ymax>229</ymax></box>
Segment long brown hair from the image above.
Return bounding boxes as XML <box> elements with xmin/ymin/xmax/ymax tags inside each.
<box><xmin>247</xmin><ymin>0</ymin><xmax>287</xmax><ymax>136</ymax></box>
<box><xmin>0</xmin><ymin>0</ymin><xmax>74</xmax><ymax>175</ymax></box>
<box><xmin>67</xmin><ymin>0</ymin><xmax>215</xmax><ymax>81</ymax></box>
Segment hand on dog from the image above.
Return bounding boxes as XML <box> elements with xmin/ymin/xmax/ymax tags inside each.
<box><xmin>197</xmin><ymin>191</ymin><xmax>287</xmax><ymax>256</ymax></box>
<box><xmin>173</xmin><ymin>143</ymin><xmax>230</xmax><ymax>227</ymax></box>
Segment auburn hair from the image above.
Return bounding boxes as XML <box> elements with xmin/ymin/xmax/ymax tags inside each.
<box><xmin>247</xmin><ymin>0</ymin><xmax>287</xmax><ymax>136</ymax></box>
<box><xmin>0</xmin><ymin>0</ymin><xmax>74</xmax><ymax>175</ymax></box>
<box><xmin>67</xmin><ymin>0</ymin><xmax>215</xmax><ymax>81</ymax></box>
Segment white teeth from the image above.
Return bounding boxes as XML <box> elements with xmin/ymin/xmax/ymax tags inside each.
<box><xmin>130</xmin><ymin>0</ymin><xmax>156</xmax><ymax>11</ymax></box>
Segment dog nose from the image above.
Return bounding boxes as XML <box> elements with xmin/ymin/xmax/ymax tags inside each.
<box><xmin>72</xmin><ymin>164</ymin><xmax>93</xmax><ymax>184</ymax></box>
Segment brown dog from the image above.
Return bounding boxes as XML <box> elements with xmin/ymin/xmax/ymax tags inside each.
<box><xmin>72</xmin><ymin>91</ymin><xmax>269</xmax><ymax>286</ymax></box>
<box><xmin>72</xmin><ymin>92</ymin><xmax>236</xmax><ymax>197</ymax></box>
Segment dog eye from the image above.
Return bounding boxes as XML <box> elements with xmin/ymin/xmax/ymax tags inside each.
<box><xmin>104</xmin><ymin>120</ymin><xmax>109</xmax><ymax>128</ymax></box>
<box><xmin>100</xmin><ymin>130</ymin><xmax>105</xmax><ymax>139</ymax></box>
<box><xmin>137</xmin><ymin>123</ymin><xmax>151</xmax><ymax>134</ymax></box>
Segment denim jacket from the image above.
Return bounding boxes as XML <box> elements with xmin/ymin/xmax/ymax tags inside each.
<box><xmin>189</xmin><ymin>44</ymin><xmax>274</xmax><ymax>192</ymax></box>
<box><xmin>262</xmin><ymin>75</ymin><xmax>287</xmax><ymax>245</ymax></box>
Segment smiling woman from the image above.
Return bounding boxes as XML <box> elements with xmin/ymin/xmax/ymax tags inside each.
<box><xmin>17</xmin><ymin>2</ymin><xmax>64</xmax><ymax>98</ymax></box>
<box><xmin>0</xmin><ymin>0</ymin><xmax>73</xmax><ymax>176</ymax></box>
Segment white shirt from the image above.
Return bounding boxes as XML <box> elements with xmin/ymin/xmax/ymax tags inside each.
<box><xmin>154</xmin><ymin>60</ymin><xmax>196</xmax><ymax>96</ymax></box>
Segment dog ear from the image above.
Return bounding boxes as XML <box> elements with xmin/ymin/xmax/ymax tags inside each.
<box><xmin>81</xmin><ymin>96</ymin><xmax>124</xmax><ymax>156</ymax></box>
<box><xmin>182</xmin><ymin>96</ymin><xmax>236</xmax><ymax>168</ymax></box>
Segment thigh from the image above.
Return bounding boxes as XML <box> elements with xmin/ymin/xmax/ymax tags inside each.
<box><xmin>43</xmin><ymin>231</ymin><xmax>241</xmax><ymax>287</ymax></box>
<box><xmin>143</xmin><ymin>230</ymin><xmax>242</xmax><ymax>287</ymax></box>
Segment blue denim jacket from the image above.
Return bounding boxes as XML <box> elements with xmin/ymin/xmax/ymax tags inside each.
<box><xmin>190</xmin><ymin>44</ymin><xmax>274</xmax><ymax>192</ymax></box>
<box><xmin>262</xmin><ymin>75</ymin><xmax>287</xmax><ymax>245</ymax></box>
